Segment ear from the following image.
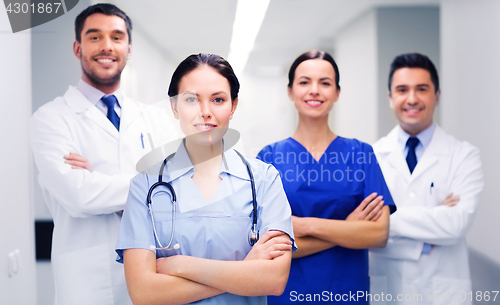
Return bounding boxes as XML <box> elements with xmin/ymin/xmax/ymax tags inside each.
<box><xmin>388</xmin><ymin>90</ymin><xmax>395</xmax><ymax>109</ymax></box>
<box><xmin>170</xmin><ymin>97</ymin><xmax>179</xmax><ymax>119</ymax></box>
<box><xmin>333</xmin><ymin>88</ymin><xmax>341</xmax><ymax>104</ymax></box>
<box><xmin>435</xmin><ymin>89</ymin><xmax>441</xmax><ymax>106</ymax></box>
<box><xmin>73</xmin><ymin>40</ymin><xmax>81</xmax><ymax>59</ymax></box>
<box><xmin>230</xmin><ymin>98</ymin><xmax>238</xmax><ymax>120</ymax></box>
<box><xmin>287</xmin><ymin>86</ymin><xmax>293</xmax><ymax>101</ymax></box>
<box><xmin>127</xmin><ymin>43</ymin><xmax>132</xmax><ymax>60</ymax></box>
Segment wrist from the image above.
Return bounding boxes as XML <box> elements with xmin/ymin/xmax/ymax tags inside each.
<box><xmin>304</xmin><ymin>217</ymin><xmax>314</xmax><ymax>236</ymax></box>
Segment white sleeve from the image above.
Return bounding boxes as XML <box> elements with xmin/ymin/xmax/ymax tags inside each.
<box><xmin>390</xmin><ymin>145</ymin><xmax>484</xmax><ymax>245</ymax></box>
<box><xmin>31</xmin><ymin>104</ymin><xmax>134</xmax><ymax>218</ymax></box>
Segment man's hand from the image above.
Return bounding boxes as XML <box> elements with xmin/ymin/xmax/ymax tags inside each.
<box><xmin>64</xmin><ymin>152</ymin><xmax>93</xmax><ymax>172</ymax></box>
<box><xmin>244</xmin><ymin>230</ymin><xmax>292</xmax><ymax>260</ymax></box>
<box><xmin>346</xmin><ymin>192</ymin><xmax>384</xmax><ymax>222</ymax></box>
<box><xmin>441</xmin><ymin>193</ymin><xmax>460</xmax><ymax>207</ymax></box>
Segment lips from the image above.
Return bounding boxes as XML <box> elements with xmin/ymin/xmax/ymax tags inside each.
<box><xmin>194</xmin><ymin>123</ymin><xmax>217</xmax><ymax>131</ymax></box>
<box><xmin>305</xmin><ymin>100</ymin><xmax>324</xmax><ymax>107</ymax></box>
<box><xmin>93</xmin><ymin>55</ymin><xmax>117</xmax><ymax>67</ymax></box>
<box><xmin>403</xmin><ymin>107</ymin><xmax>424</xmax><ymax>115</ymax></box>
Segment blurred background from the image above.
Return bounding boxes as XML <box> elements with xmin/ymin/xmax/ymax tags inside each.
<box><xmin>1</xmin><ymin>0</ymin><xmax>499</xmax><ymax>303</ymax></box>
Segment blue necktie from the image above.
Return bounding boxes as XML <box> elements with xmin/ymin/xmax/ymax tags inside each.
<box><xmin>101</xmin><ymin>95</ymin><xmax>120</xmax><ymax>131</ymax></box>
<box><xmin>406</xmin><ymin>137</ymin><xmax>419</xmax><ymax>174</ymax></box>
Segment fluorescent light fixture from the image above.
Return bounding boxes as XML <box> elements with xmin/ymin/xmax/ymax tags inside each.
<box><xmin>228</xmin><ymin>0</ymin><xmax>270</xmax><ymax>75</ymax></box>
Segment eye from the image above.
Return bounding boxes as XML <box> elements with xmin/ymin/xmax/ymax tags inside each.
<box><xmin>321</xmin><ymin>82</ymin><xmax>331</xmax><ymax>86</ymax></box>
<box><xmin>397</xmin><ymin>88</ymin><xmax>407</xmax><ymax>93</ymax></box>
<box><xmin>89</xmin><ymin>36</ymin><xmax>98</xmax><ymax>41</ymax></box>
<box><xmin>113</xmin><ymin>36</ymin><xmax>122</xmax><ymax>41</ymax></box>
<box><xmin>299</xmin><ymin>81</ymin><xmax>309</xmax><ymax>85</ymax></box>
<box><xmin>213</xmin><ymin>97</ymin><xmax>225</xmax><ymax>104</ymax></box>
<box><xmin>186</xmin><ymin>97</ymin><xmax>198</xmax><ymax>103</ymax></box>
<box><xmin>418</xmin><ymin>87</ymin><xmax>427</xmax><ymax>92</ymax></box>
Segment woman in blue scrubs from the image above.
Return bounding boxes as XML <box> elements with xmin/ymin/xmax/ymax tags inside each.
<box><xmin>258</xmin><ymin>51</ymin><xmax>396</xmax><ymax>304</ymax></box>
<box><xmin>116</xmin><ymin>54</ymin><xmax>296</xmax><ymax>305</ymax></box>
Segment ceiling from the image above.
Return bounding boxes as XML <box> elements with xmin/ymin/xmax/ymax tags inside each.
<box><xmin>114</xmin><ymin>0</ymin><xmax>440</xmax><ymax>75</ymax></box>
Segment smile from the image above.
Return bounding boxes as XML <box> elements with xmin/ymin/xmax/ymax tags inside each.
<box><xmin>403</xmin><ymin>107</ymin><xmax>423</xmax><ymax>114</ymax></box>
<box><xmin>305</xmin><ymin>100</ymin><xmax>324</xmax><ymax>107</ymax></box>
<box><xmin>194</xmin><ymin>124</ymin><xmax>217</xmax><ymax>131</ymax></box>
<box><xmin>94</xmin><ymin>56</ymin><xmax>116</xmax><ymax>67</ymax></box>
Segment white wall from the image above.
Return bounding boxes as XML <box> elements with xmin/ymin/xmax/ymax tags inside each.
<box><xmin>441</xmin><ymin>0</ymin><xmax>500</xmax><ymax>265</ymax></box>
<box><xmin>0</xmin><ymin>7</ymin><xmax>36</xmax><ymax>305</ymax></box>
<box><xmin>234</xmin><ymin>73</ymin><xmax>296</xmax><ymax>156</ymax></box>
<box><xmin>333</xmin><ymin>10</ymin><xmax>379</xmax><ymax>144</ymax></box>
<box><xmin>376</xmin><ymin>6</ymin><xmax>440</xmax><ymax>137</ymax></box>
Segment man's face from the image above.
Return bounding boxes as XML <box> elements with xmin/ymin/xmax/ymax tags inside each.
<box><xmin>389</xmin><ymin>67</ymin><xmax>440</xmax><ymax>136</ymax></box>
<box><xmin>73</xmin><ymin>13</ymin><xmax>130</xmax><ymax>90</ymax></box>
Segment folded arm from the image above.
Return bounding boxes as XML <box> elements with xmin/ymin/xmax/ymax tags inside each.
<box><xmin>294</xmin><ymin>205</ymin><xmax>390</xmax><ymax>250</ymax></box>
<box><xmin>390</xmin><ymin>147</ymin><xmax>483</xmax><ymax>245</ymax></box>
<box><xmin>31</xmin><ymin>107</ymin><xmax>134</xmax><ymax>218</ymax></box>
<box><xmin>293</xmin><ymin>193</ymin><xmax>389</xmax><ymax>255</ymax></box>
<box><xmin>125</xmin><ymin>231</ymin><xmax>292</xmax><ymax>305</ymax></box>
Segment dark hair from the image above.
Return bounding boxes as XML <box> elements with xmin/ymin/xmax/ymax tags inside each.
<box><xmin>75</xmin><ymin>3</ymin><xmax>132</xmax><ymax>43</ymax></box>
<box><xmin>288</xmin><ymin>50</ymin><xmax>340</xmax><ymax>90</ymax></box>
<box><xmin>168</xmin><ymin>53</ymin><xmax>240</xmax><ymax>102</ymax></box>
<box><xmin>388</xmin><ymin>53</ymin><xmax>439</xmax><ymax>93</ymax></box>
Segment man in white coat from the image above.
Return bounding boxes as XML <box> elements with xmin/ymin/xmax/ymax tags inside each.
<box><xmin>31</xmin><ymin>4</ymin><xmax>176</xmax><ymax>304</ymax></box>
<box><xmin>369</xmin><ymin>53</ymin><xmax>484</xmax><ymax>305</ymax></box>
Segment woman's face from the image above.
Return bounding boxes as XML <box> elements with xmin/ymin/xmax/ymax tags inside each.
<box><xmin>171</xmin><ymin>65</ymin><xmax>237</xmax><ymax>146</ymax></box>
<box><xmin>288</xmin><ymin>59</ymin><xmax>340</xmax><ymax>118</ymax></box>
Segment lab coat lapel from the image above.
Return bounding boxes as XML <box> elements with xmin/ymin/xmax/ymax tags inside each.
<box><xmin>410</xmin><ymin>126</ymin><xmax>449</xmax><ymax>181</ymax></box>
<box><xmin>64</xmin><ymin>86</ymin><xmax>119</xmax><ymax>140</ymax></box>
<box><xmin>119</xmin><ymin>96</ymin><xmax>144</xmax><ymax>132</ymax></box>
<box><xmin>379</xmin><ymin>127</ymin><xmax>412</xmax><ymax>182</ymax></box>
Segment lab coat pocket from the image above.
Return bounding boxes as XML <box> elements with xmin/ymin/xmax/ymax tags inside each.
<box><xmin>52</xmin><ymin>244</ymin><xmax>113</xmax><ymax>304</ymax></box>
<box><xmin>432</xmin><ymin>277</ymin><xmax>472</xmax><ymax>305</ymax></box>
<box><xmin>369</xmin><ymin>275</ymin><xmax>388</xmax><ymax>305</ymax></box>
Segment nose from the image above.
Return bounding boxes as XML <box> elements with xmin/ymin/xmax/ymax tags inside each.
<box><xmin>100</xmin><ymin>36</ymin><xmax>113</xmax><ymax>53</ymax></box>
<box><xmin>407</xmin><ymin>89</ymin><xmax>418</xmax><ymax>105</ymax></box>
<box><xmin>309</xmin><ymin>82</ymin><xmax>319</xmax><ymax>96</ymax></box>
<box><xmin>199</xmin><ymin>101</ymin><xmax>212</xmax><ymax>119</ymax></box>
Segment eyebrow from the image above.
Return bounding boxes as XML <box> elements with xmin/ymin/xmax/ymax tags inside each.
<box><xmin>298</xmin><ymin>76</ymin><xmax>333</xmax><ymax>81</ymax></box>
<box><xmin>211</xmin><ymin>91</ymin><xmax>228</xmax><ymax>97</ymax></box>
<box><xmin>84</xmin><ymin>29</ymin><xmax>126</xmax><ymax>36</ymax></box>
<box><xmin>395</xmin><ymin>84</ymin><xmax>430</xmax><ymax>89</ymax></box>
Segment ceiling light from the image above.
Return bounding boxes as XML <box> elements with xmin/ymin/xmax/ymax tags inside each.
<box><xmin>228</xmin><ymin>0</ymin><xmax>270</xmax><ymax>75</ymax></box>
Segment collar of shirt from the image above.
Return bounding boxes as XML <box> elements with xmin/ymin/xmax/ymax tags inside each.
<box><xmin>76</xmin><ymin>79</ymin><xmax>123</xmax><ymax>117</ymax></box>
<box><xmin>166</xmin><ymin>139</ymin><xmax>250</xmax><ymax>183</ymax></box>
<box><xmin>397</xmin><ymin>123</ymin><xmax>436</xmax><ymax>162</ymax></box>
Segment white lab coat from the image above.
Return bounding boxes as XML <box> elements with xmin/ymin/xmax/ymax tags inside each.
<box><xmin>31</xmin><ymin>86</ymin><xmax>178</xmax><ymax>305</ymax></box>
<box><xmin>369</xmin><ymin>125</ymin><xmax>483</xmax><ymax>305</ymax></box>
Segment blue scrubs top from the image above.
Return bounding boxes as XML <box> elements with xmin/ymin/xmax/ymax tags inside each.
<box><xmin>257</xmin><ymin>137</ymin><xmax>396</xmax><ymax>304</ymax></box>
<box><xmin>116</xmin><ymin>140</ymin><xmax>296</xmax><ymax>305</ymax></box>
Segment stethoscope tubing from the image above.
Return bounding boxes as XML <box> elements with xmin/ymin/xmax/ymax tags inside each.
<box><xmin>147</xmin><ymin>150</ymin><xmax>259</xmax><ymax>252</ymax></box>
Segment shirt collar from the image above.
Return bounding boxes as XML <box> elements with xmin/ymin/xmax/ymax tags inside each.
<box><xmin>397</xmin><ymin>123</ymin><xmax>436</xmax><ymax>150</ymax></box>
<box><xmin>77</xmin><ymin>78</ymin><xmax>123</xmax><ymax>108</ymax></box>
<box><xmin>166</xmin><ymin>139</ymin><xmax>250</xmax><ymax>182</ymax></box>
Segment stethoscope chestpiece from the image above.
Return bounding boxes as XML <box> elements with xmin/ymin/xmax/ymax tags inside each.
<box><xmin>249</xmin><ymin>229</ymin><xmax>259</xmax><ymax>246</ymax></box>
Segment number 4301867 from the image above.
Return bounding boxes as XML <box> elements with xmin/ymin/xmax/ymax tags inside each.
<box><xmin>6</xmin><ymin>2</ymin><xmax>62</xmax><ymax>14</ymax></box>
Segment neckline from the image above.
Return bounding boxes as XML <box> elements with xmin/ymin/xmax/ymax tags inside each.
<box><xmin>288</xmin><ymin>136</ymin><xmax>341</xmax><ymax>163</ymax></box>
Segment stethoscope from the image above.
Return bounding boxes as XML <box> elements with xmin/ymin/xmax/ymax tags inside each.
<box><xmin>147</xmin><ymin>150</ymin><xmax>259</xmax><ymax>252</ymax></box>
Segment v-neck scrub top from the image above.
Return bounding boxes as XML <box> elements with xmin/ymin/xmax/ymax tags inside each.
<box><xmin>116</xmin><ymin>140</ymin><xmax>296</xmax><ymax>305</ymax></box>
<box><xmin>258</xmin><ymin>137</ymin><xmax>395</xmax><ymax>304</ymax></box>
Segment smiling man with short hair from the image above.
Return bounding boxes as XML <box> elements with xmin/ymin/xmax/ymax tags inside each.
<box><xmin>369</xmin><ymin>53</ymin><xmax>484</xmax><ymax>305</ymax></box>
<box><xmin>31</xmin><ymin>4</ymin><xmax>176</xmax><ymax>304</ymax></box>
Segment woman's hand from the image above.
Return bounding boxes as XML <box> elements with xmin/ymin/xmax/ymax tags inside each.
<box><xmin>244</xmin><ymin>230</ymin><xmax>292</xmax><ymax>260</ymax></box>
<box><xmin>346</xmin><ymin>192</ymin><xmax>384</xmax><ymax>222</ymax></box>
<box><xmin>64</xmin><ymin>152</ymin><xmax>93</xmax><ymax>172</ymax></box>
